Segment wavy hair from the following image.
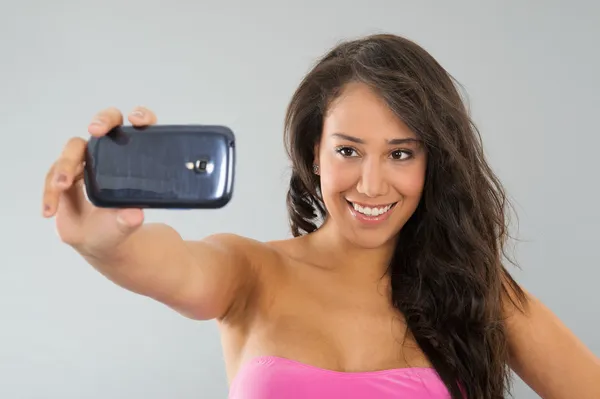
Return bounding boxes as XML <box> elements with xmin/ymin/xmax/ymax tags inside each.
<box><xmin>283</xmin><ymin>33</ymin><xmax>528</xmax><ymax>399</ymax></box>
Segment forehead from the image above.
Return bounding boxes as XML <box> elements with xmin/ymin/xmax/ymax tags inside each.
<box><xmin>323</xmin><ymin>82</ymin><xmax>416</xmax><ymax>140</ymax></box>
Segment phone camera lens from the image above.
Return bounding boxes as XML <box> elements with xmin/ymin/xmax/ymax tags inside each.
<box><xmin>186</xmin><ymin>159</ymin><xmax>211</xmax><ymax>173</ymax></box>
<box><xmin>194</xmin><ymin>159</ymin><xmax>210</xmax><ymax>173</ymax></box>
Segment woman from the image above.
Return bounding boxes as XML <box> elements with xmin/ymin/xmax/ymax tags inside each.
<box><xmin>42</xmin><ymin>34</ymin><xmax>600</xmax><ymax>398</ymax></box>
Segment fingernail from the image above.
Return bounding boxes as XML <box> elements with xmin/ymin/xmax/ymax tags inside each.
<box><xmin>116</xmin><ymin>214</ymin><xmax>127</xmax><ymax>226</ymax></box>
<box><xmin>43</xmin><ymin>204</ymin><xmax>51</xmax><ymax>215</ymax></box>
<box><xmin>54</xmin><ymin>173</ymin><xmax>68</xmax><ymax>186</ymax></box>
<box><xmin>90</xmin><ymin>119</ymin><xmax>104</xmax><ymax>126</ymax></box>
<box><xmin>130</xmin><ymin>110</ymin><xmax>144</xmax><ymax>118</ymax></box>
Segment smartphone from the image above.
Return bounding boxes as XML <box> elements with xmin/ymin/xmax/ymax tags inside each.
<box><xmin>83</xmin><ymin>124</ymin><xmax>235</xmax><ymax>209</ymax></box>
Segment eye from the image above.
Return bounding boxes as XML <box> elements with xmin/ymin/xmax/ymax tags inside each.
<box><xmin>390</xmin><ymin>149</ymin><xmax>413</xmax><ymax>161</ymax></box>
<box><xmin>335</xmin><ymin>146</ymin><xmax>359</xmax><ymax>157</ymax></box>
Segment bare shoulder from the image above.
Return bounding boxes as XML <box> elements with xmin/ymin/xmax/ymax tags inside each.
<box><xmin>263</xmin><ymin>235</ymin><xmax>305</xmax><ymax>255</ymax></box>
<box><xmin>200</xmin><ymin>232</ymin><xmax>268</xmax><ymax>256</ymax></box>
<box><xmin>198</xmin><ymin>232</ymin><xmax>294</xmax><ymax>267</ymax></box>
<box><xmin>190</xmin><ymin>233</ymin><xmax>299</xmax><ymax>321</ymax></box>
<box><xmin>503</xmin><ymin>282</ymin><xmax>600</xmax><ymax>398</ymax></box>
<box><xmin>167</xmin><ymin>232</ymin><xmax>285</xmax><ymax>322</ymax></box>
<box><xmin>199</xmin><ymin>232</ymin><xmax>308</xmax><ymax>262</ymax></box>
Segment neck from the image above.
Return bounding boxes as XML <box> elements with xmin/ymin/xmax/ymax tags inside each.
<box><xmin>306</xmin><ymin>218</ymin><xmax>396</xmax><ymax>283</ymax></box>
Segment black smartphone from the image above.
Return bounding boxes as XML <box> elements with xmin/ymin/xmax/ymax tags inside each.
<box><xmin>83</xmin><ymin>124</ymin><xmax>235</xmax><ymax>209</ymax></box>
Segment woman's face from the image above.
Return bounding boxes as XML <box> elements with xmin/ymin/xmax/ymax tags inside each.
<box><xmin>316</xmin><ymin>82</ymin><xmax>427</xmax><ymax>249</ymax></box>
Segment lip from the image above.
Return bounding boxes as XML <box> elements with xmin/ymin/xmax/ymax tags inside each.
<box><xmin>346</xmin><ymin>200</ymin><xmax>397</xmax><ymax>208</ymax></box>
<box><xmin>346</xmin><ymin>200</ymin><xmax>397</xmax><ymax>225</ymax></box>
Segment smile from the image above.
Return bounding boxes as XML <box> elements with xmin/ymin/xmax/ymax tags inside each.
<box><xmin>346</xmin><ymin>200</ymin><xmax>398</xmax><ymax>224</ymax></box>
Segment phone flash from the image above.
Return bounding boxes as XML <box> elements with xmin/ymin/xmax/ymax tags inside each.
<box><xmin>186</xmin><ymin>160</ymin><xmax>211</xmax><ymax>173</ymax></box>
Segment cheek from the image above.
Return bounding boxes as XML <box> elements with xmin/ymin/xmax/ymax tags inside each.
<box><xmin>392</xmin><ymin>172</ymin><xmax>425</xmax><ymax>198</ymax></box>
<box><xmin>321</xmin><ymin>169</ymin><xmax>355</xmax><ymax>196</ymax></box>
<box><xmin>390</xmin><ymin>160</ymin><xmax>427</xmax><ymax>199</ymax></box>
<box><xmin>319</xmin><ymin>159</ymin><xmax>357</xmax><ymax>195</ymax></box>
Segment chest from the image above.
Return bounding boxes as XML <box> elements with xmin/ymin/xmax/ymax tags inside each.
<box><xmin>244</xmin><ymin>267</ymin><xmax>431</xmax><ymax>373</ymax></box>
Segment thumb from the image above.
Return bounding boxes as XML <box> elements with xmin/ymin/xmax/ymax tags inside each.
<box><xmin>82</xmin><ymin>208</ymin><xmax>145</xmax><ymax>256</ymax></box>
<box><xmin>115</xmin><ymin>208</ymin><xmax>145</xmax><ymax>233</ymax></box>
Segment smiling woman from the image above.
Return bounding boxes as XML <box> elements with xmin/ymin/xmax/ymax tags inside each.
<box><xmin>314</xmin><ymin>83</ymin><xmax>427</xmax><ymax>247</ymax></box>
<box><xmin>280</xmin><ymin>34</ymin><xmax>600</xmax><ymax>398</ymax></box>
<box><xmin>43</xmin><ymin>32</ymin><xmax>600</xmax><ymax>399</ymax></box>
<box><xmin>281</xmin><ymin>36</ymin><xmax>518</xmax><ymax>396</ymax></box>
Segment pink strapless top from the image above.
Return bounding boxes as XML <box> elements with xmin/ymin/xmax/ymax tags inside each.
<box><xmin>228</xmin><ymin>356</ymin><xmax>451</xmax><ymax>398</ymax></box>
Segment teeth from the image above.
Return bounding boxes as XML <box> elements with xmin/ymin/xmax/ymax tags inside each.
<box><xmin>351</xmin><ymin>202</ymin><xmax>393</xmax><ymax>216</ymax></box>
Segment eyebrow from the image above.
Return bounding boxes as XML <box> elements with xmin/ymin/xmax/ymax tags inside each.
<box><xmin>331</xmin><ymin>133</ymin><xmax>421</xmax><ymax>145</ymax></box>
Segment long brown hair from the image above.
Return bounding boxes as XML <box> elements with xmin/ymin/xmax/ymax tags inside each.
<box><xmin>283</xmin><ymin>33</ymin><xmax>528</xmax><ymax>399</ymax></box>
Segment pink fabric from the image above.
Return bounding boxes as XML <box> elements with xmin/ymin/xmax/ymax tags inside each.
<box><xmin>229</xmin><ymin>356</ymin><xmax>451</xmax><ymax>398</ymax></box>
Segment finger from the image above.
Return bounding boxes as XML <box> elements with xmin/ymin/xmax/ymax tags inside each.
<box><xmin>53</xmin><ymin>137</ymin><xmax>87</xmax><ymax>187</ymax></box>
<box><xmin>88</xmin><ymin>107</ymin><xmax>124</xmax><ymax>137</ymax></box>
<box><xmin>42</xmin><ymin>137</ymin><xmax>87</xmax><ymax>217</ymax></box>
<box><xmin>127</xmin><ymin>106</ymin><xmax>158</xmax><ymax>126</ymax></box>
<box><xmin>42</xmin><ymin>164</ymin><xmax>58</xmax><ymax>217</ymax></box>
<box><xmin>56</xmin><ymin>169</ymin><xmax>91</xmax><ymax>223</ymax></box>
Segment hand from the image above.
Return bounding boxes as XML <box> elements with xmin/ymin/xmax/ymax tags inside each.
<box><xmin>42</xmin><ymin>106</ymin><xmax>158</xmax><ymax>257</ymax></box>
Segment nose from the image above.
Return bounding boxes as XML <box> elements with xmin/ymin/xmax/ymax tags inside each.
<box><xmin>356</xmin><ymin>158</ymin><xmax>389</xmax><ymax>198</ymax></box>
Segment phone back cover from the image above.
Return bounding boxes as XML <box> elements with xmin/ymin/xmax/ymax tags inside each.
<box><xmin>84</xmin><ymin>125</ymin><xmax>235</xmax><ymax>208</ymax></box>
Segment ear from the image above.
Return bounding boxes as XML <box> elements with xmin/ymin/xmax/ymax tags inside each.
<box><xmin>312</xmin><ymin>143</ymin><xmax>321</xmax><ymax>175</ymax></box>
<box><xmin>313</xmin><ymin>143</ymin><xmax>320</xmax><ymax>166</ymax></box>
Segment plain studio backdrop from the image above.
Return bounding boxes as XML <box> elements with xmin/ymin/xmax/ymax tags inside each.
<box><xmin>1</xmin><ymin>1</ymin><xmax>598</xmax><ymax>398</ymax></box>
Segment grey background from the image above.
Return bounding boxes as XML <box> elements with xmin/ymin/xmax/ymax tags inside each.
<box><xmin>1</xmin><ymin>1</ymin><xmax>598</xmax><ymax>398</ymax></box>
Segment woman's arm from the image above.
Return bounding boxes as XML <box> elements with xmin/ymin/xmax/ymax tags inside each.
<box><xmin>503</xmin><ymin>281</ymin><xmax>600</xmax><ymax>398</ymax></box>
<box><xmin>84</xmin><ymin>225</ymin><xmax>260</xmax><ymax>322</ymax></box>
